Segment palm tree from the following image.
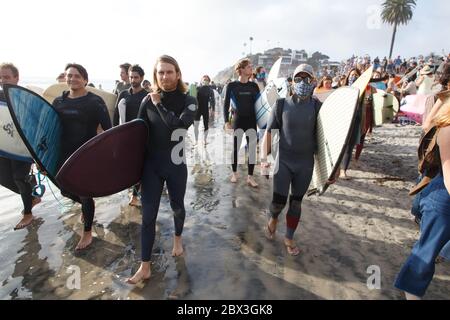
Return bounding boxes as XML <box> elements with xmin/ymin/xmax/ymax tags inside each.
<box><xmin>381</xmin><ymin>0</ymin><xmax>417</xmax><ymax>60</ymax></box>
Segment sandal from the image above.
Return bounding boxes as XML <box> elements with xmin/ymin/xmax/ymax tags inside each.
<box><xmin>284</xmin><ymin>242</ymin><xmax>301</xmax><ymax>256</ymax></box>
<box><xmin>265</xmin><ymin>223</ymin><xmax>276</xmax><ymax>240</ymax></box>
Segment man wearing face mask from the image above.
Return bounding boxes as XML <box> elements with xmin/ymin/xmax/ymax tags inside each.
<box><xmin>194</xmin><ymin>75</ymin><xmax>215</xmax><ymax>146</ymax></box>
<box><xmin>260</xmin><ymin>64</ymin><xmax>321</xmax><ymax>256</ymax></box>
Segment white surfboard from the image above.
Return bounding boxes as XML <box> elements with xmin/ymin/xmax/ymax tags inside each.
<box><xmin>308</xmin><ymin>87</ymin><xmax>360</xmax><ymax>195</ymax></box>
<box><xmin>372</xmin><ymin>91</ymin><xmax>399</xmax><ymax>125</ymax></box>
<box><xmin>0</xmin><ymin>100</ymin><xmax>32</xmax><ymax>162</ymax></box>
<box><xmin>42</xmin><ymin>83</ymin><xmax>118</xmax><ymax>121</ymax></box>
<box><xmin>267</xmin><ymin>58</ymin><xmax>282</xmax><ymax>83</ymax></box>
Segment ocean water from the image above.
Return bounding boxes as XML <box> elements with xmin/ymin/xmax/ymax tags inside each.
<box><xmin>21</xmin><ymin>77</ymin><xmax>117</xmax><ymax>93</ymax></box>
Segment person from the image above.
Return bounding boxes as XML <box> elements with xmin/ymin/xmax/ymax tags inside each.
<box><xmin>394</xmin><ymin>95</ymin><xmax>450</xmax><ymax>299</ymax></box>
<box><xmin>194</xmin><ymin>75</ymin><xmax>215</xmax><ymax>146</ymax></box>
<box><xmin>223</xmin><ymin>58</ymin><xmax>260</xmax><ymax>188</ymax></box>
<box><xmin>399</xmin><ymin>68</ymin><xmax>418</xmax><ymax>98</ymax></box>
<box><xmin>260</xmin><ymin>64</ymin><xmax>322</xmax><ymax>256</ymax></box>
<box><xmin>142</xmin><ymin>80</ymin><xmax>151</xmax><ymax>92</ymax></box>
<box><xmin>313</xmin><ymin>76</ymin><xmax>333</xmax><ymax>94</ymax></box>
<box><xmin>53</xmin><ymin>63</ymin><xmax>111</xmax><ymax>250</ymax></box>
<box><xmin>416</xmin><ymin>65</ymin><xmax>435</xmax><ymax>95</ymax></box>
<box><xmin>0</xmin><ymin>63</ymin><xmax>41</xmax><ymax>230</ymax></box>
<box><xmin>126</xmin><ymin>55</ymin><xmax>197</xmax><ymax>284</ymax></box>
<box><xmin>113</xmin><ymin>64</ymin><xmax>148</xmax><ymax>207</ymax></box>
<box><xmin>56</xmin><ymin>72</ymin><xmax>66</xmax><ymax>83</ymax></box>
<box><xmin>113</xmin><ymin>63</ymin><xmax>131</xmax><ymax>95</ymax></box>
<box><xmin>370</xmin><ymin>71</ymin><xmax>388</xmax><ymax>91</ymax></box>
<box><xmin>255</xmin><ymin>66</ymin><xmax>267</xmax><ymax>91</ymax></box>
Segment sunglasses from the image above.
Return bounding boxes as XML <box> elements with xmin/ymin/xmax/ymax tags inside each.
<box><xmin>293</xmin><ymin>75</ymin><xmax>312</xmax><ymax>84</ymax></box>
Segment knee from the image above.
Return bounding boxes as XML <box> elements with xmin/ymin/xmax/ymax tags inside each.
<box><xmin>270</xmin><ymin>193</ymin><xmax>287</xmax><ymax>217</ymax></box>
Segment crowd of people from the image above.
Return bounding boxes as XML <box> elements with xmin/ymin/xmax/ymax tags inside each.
<box><xmin>0</xmin><ymin>49</ymin><xmax>449</xmax><ymax>298</ymax></box>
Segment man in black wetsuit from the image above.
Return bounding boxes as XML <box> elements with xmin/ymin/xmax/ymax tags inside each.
<box><xmin>53</xmin><ymin>63</ymin><xmax>111</xmax><ymax>250</ymax></box>
<box><xmin>224</xmin><ymin>58</ymin><xmax>260</xmax><ymax>188</ymax></box>
<box><xmin>113</xmin><ymin>64</ymin><xmax>148</xmax><ymax>207</ymax></box>
<box><xmin>194</xmin><ymin>75</ymin><xmax>215</xmax><ymax>146</ymax></box>
<box><xmin>0</xmin><ymin>63</ymin><xmax>41</xmax><ymax>230</ymax></box>
<box><xmin>126</xmin><ymin>55</ymin><xmax>197</xmax><ymax>285</ymax></box>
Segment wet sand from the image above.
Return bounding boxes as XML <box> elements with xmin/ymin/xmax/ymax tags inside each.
<box><xmin>0</xmin><ymin>116</ymin><xmax>449</xmax><ymax>300</ymax></box>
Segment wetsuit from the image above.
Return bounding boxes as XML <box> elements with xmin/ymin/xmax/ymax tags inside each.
<box><xmin>223</xmin><ymin>81</ymin><xmax>260</xmax><ymax>175</ymax></box>
<box><xmin>112</xmin><ymin>87</ymin><xmax>148</xmax><ymax>198</ymax></box>
<box><xmin>53</xmin><ymin>91</ymin><xmax>111</xmax><ymax>231</ymax></box>
<box><xmin>0</xmin><ymin>90</ymin><xmax>36</xmax><ymax>214</ymax></box>
<box><xmin>194</xmin><ymin>85</ymin><xmax>215</xmax><ymax>141</ymax></box>
<box><xmin>266</xmin><ymin>96</ymin><xmax>321</xmax><ymax>239</ymax></box>
<box><xmin>138</xmin><ymin>89</ymin><xmax>197</xmax><ymax>262</ymax></box>
<box><xmin>113</xmin><ymin>87</ymin><xmax>148</xmax><ymax>126</ymax></box>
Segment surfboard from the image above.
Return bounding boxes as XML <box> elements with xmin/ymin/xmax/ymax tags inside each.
<box><xmin>372</xmin><ymin>91</ymin><xmax>400</xmax><ymax>125</ymax></box>
<box><xmin>314</xmin><ymin>89</ymin><xmax>335</xmax><ymax>103</ymax></box>
<box><xmin>395</xmin><ymin>67</ymin><xmax>419</xmax><ymax>86</ymax></box>
<box><xmin>0</xmin><ymin>97</ymin><xmax>33</xmax><ymax>162</ymax></box>
<box><xmin>3</xmin><ymin>84</ymin><xmax>62</xmax><ymax>186</ymax></box>
<box><xmin>267</xmin><ymin>58</ymin><xmax>282</xmax><ymax>83</ymax></box>
<box><xmin>56</xmin><ymin>119</ymin><xmax>148</xmax><ymax>197</ymax></box>
<box><xmin>308</xmin><ymin>87</ymin><xmax>360</xmax><ymax>195</ymax></box>
<box><xmin>42</xmin><ymin>83</ymin><xmax>118</xmax><ymax>121</ymax></box>
<box><xmin>400</xmin><ymin>94</ymin><xmax>434</xmax><ymax>124</ymax></box>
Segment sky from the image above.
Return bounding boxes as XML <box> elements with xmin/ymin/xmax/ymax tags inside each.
<box><xmin>1</xmin><ymin>0</ymin><xmax>449</xmax><ymax>85</ymax></box>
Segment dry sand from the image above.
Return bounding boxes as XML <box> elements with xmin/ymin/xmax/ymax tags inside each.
<box><xmin>0</xmin><ymin>119</ymin><xmax>449</xmax><ymax>300</ymax></box>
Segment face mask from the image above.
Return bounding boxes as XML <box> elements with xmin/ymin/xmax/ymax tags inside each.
<box><xmin>293</xmin><ymin>80</ymin><xmax>315</xmax><ymax>99</ymax></box>
<box><xmin>202</xmin><ymin>80</ymin><xmax>210</xmax><ymax>86</ymax></box>
<box><xmin>256</xmin><ymin>72</ymin><xmax>266</xmax><ymax>80</ymax></box>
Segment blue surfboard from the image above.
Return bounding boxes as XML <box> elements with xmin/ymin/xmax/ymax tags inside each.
<box><xmin>3</xmin><ymin>84</ymin><xmax>62</xmax><ymax>187</ymax></box>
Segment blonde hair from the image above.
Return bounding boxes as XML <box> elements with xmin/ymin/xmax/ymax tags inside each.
<box><xmin>234</xmin><ymin>58</ymin><xmax>251</xmax><ymax>75</ymax></box>
<box><xmin>152</xmin><ymin>55</ymin><xmax>188</xmax><ymax>93</ymax></box>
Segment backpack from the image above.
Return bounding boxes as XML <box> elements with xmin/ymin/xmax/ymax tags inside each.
<box><xmin>409</xmin><ymin>126</ymin><xmax>441</xmax><ymax>196</ymax></box>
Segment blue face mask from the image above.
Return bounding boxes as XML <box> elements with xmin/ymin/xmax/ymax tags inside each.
<box><xmin>256</xmin><ymin>72</ymin><xmax>266</xmax><ymax>80</ymax></box>
<box><xmin>293</xmin><ymin>80</ymin><xmax>315</xmax><ymax>99</ymax></box>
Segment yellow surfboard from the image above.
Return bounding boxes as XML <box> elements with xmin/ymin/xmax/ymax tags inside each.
<box><xmin>42</xmin><ymin>83</ymin><xmax>117</xmax><ymax>121</ymax></box>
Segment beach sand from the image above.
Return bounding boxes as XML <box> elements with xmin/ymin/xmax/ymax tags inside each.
<box><xmin>0</xmin><ymin>119</ymin><xmax>449</xmax><ymax>300</ymax></box>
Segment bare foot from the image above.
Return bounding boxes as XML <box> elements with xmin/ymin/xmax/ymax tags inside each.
<box><xmin>230</xmin><ymin>172</ymin><xmax>238</xmax><ymax>183</ymax></box>
<box><xmin>284</xmin><ymin>238</ymin><xmax>301</xmax><ymax>256</ymax></box>
<box><xmin>404</xmin><ymin>292</ymin><xmax>422</xmax><ymax>300</ymax></box>
<box><xmin>126</xmin><ymin>263</ymin><xmax>151</xmax><ymax>285</ymax></box>
<box><xmin>172</xmin><ymin>235</ymin><xmax>184</xmax><ymax>257</ymax></box>
<box><xmin>14</xmin><ymin>214</ymin><xmax>34</xmax><ymax>230</ymax></box>
<box><xmin>128</xmin><ymin>196</ymin><xmax>141</xmax><ymax>207</ymax></box>
<box><xmin>247</xmin><ymin>176</ymin><xmax>258</xmax><ymax>188</ymax></box>
<box><xmin>75</xmin><ymin>231</ymin><xmax>93</xmax><ymax>250</ymax></box>
<box><xmin>340</xmin><ymin>169</ymin><xmax>350</xmax><ymax>180</ymax></box>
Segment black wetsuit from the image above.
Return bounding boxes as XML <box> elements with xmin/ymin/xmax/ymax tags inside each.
<box><xmin>138</xmin><ymin>89</ymin><xmax>197</xmax><ymax>262</ymax></box>
<box><xmin>113</xmin><ymin>87</ymin><xmax>148</xmax><ymax>126</ymax></box>
<box><xmin>53</xmin><ymin>91</ymin><xmax>112</xmax><ymax>231</ymax></box>
<box><xmin>223</xmin><ymin>81</ymin><xmax>260</xmax><ymax>175</ymax></box>
<box><xmin>194</xmin><ymin>85</ymin><xmax>215</xmax><ymax>141</ymax></box>
<box><xmin>112</xmin><ymin>87</ymin><xmax>148</xmax><ymax>197</ymax></box>
<box><xmin>0</xmin><ymin>90</ymin><xmax>35</xmax><ymax>214</ymax></box>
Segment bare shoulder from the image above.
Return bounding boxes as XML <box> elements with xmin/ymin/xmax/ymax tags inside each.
<box><xmin>438</xmin><ymin>126</ymin><xmax>450</xmax><ymax>146</ymax></box>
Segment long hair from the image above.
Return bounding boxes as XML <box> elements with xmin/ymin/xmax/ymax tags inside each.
<box><xmin>344</xmin><ymin>68</ymin><xmax>361</xmax><ymax>85</ymax></box>
<box><xmin>152</xmin><ymin>55</ymin><xmax>188</xmax><ymax>93</ymax></box>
